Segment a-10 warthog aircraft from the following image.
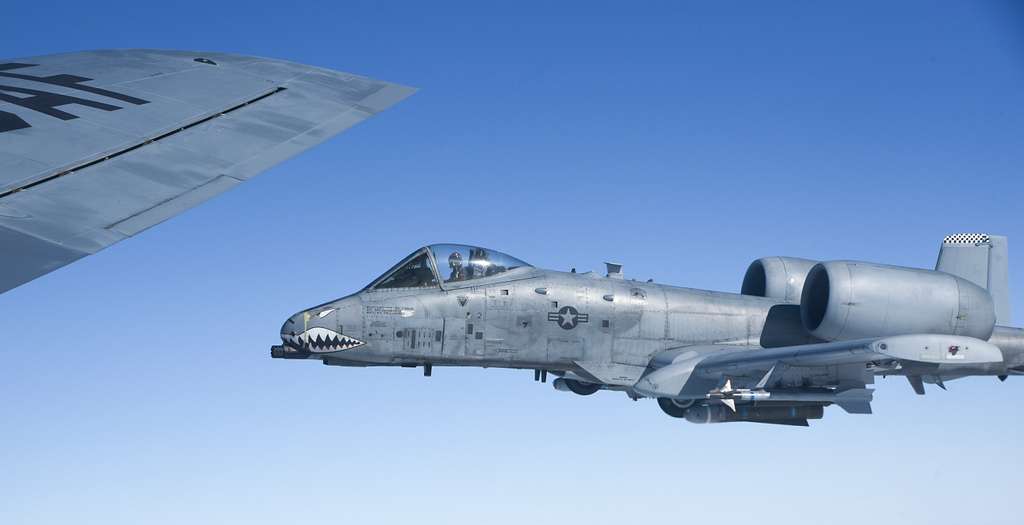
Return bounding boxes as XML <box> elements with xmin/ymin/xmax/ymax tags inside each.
<box><xmin>272</xmin><ymin>235</ymin><xmax>1024</xmax><ymax>426</ymax></box>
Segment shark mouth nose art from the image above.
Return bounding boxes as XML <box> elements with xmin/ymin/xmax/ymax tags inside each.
<box><xmin>282</xmin><ymin>327</ymin><xmax>365</xmax><ymax>353</ymax></box>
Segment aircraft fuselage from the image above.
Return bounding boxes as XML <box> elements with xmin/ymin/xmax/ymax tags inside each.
<box><xmin>272</xmin><ymin>261</ymin><xmax>1024</xmax><ymax>387</ymax></box>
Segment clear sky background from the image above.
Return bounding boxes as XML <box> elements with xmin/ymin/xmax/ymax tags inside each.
<box><xmin>2</xmin><ymin>1</ymin><xmax>1023</xmax><ymax>524</ymax></box>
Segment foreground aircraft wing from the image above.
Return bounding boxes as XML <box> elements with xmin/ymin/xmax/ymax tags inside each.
<box><xmin>0</xmin><ymin>49</ymin><xmax>414</xmax><ymax>294</ymax></box>
<box><xmin>634</xmin><ymin>334</ymin><xmax>1005</xmax><ymax>410</ymax></box>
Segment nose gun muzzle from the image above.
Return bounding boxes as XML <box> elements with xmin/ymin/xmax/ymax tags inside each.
<box><xmin>270</xmin><ymin>344</ymin><xmax>310</xmax><ymax>359</ymax></box>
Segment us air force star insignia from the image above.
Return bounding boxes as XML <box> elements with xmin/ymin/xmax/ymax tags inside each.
<box><xmin>547</xmin><ymin>306</ymin><xmax>589</xmax><ymax>330</ymax></box>
<box><xmin>559</xmin><ymin>308</ymin><xmax>576</xmax><ymax>328</ymax></box>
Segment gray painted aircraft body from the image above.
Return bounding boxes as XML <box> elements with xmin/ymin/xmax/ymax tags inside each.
<box><xmin>3</xmin><ymin>51</ymin><xmax>1020</xmax><ymax>427</ymax></box>
<box><xmin>273</xmin><ymin>237</ymin><xmax>1024</xmax><ymax>426</ymax></box>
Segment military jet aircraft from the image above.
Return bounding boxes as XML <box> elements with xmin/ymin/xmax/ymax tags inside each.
<box><xmin>0</xmin><ymin>49</ymin><xmax>412</xmax><ymax>295</ymax></box>
<box><xmin>273</xmin><ymin>235</ymin><xmax>1024</xmax><ymax>426</ymax></box>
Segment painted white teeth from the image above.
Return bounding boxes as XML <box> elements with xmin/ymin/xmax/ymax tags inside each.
<box><xmin>284</xmin><ymin>327</ymin><xmax>365</xmax><ymax>353</ymax></box>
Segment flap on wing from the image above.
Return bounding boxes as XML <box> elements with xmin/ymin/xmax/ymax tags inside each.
<box><xmin>0</xmin><ymin>50</ymin><xmax>414</xmax><ymax>294</ymax></box>
<box><xmin>634</xmin><ymin>334</ymin><xmax>1004</xmax><ymax>399</ymax></box>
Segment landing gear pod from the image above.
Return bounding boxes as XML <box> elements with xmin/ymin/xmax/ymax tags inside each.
<box><xmin>657</xmin><ymin>397</ymin><xmax>696</xmax><ymax>418</ymax></box>
<box><xmin>552</xmin><ymin>378</ymin><xmax>602</xmax><ymax>396</ymax></box>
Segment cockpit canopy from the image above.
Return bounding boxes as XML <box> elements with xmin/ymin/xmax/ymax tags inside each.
<box><xmin>430</xmin><ymin>244</ymin><xmax>530</xmax><ymax>284</ymax></box>
<box><xmin>370</xmin><ymin>244</ymin><xmax>531</xmax><ymax>290</ymax></box>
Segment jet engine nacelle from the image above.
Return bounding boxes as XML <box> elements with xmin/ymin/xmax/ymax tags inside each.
<box><xmin>801</xmin><ymin>261</ymin><xmax>996</xmax><ymax>341</ymax></box>
<box><xmin>741</xmin><ymin>256</ymin><xmax>818</xmax><ymax>302</ymax></box>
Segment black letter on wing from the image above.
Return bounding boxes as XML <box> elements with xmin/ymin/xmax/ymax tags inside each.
<box><xmin>0</xmin><ymin>110</ymin><xmax>30</xmax><ymax>132</ymax></box>
<box><xmin>0</xmin><ymin>84</ymin><xmax>123</xmax><ymax>121</ymax></box>
<box><xmin>0</xmin><ymin>63</ymin><xmax>149</xmax><ymax>106</ymax></box>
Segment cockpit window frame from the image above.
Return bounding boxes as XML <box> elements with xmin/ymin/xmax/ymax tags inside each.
<box><xmin>432</xmin><ymin>264</ymin><xmax>535</xmax><ymax>291</ymax></box>
<box><xmin>364</xmin><ymin>248</ymin><xmax>443</xmax><ymax>292</ymax></box>
<box><xmin>365</xmin><ymin>245</ymin><xmax>534</xmax><ymax>293</ymax></box>
<box><xmin>426</xmin><ymin>244</ymin><xmax>534</xmax><ymax>290</ymax></box>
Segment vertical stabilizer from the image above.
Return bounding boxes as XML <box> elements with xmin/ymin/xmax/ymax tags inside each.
<box><xmin>936</xmin><ymin>233</ymin><xmax>1011</xmax><ymax>324</ymax></box>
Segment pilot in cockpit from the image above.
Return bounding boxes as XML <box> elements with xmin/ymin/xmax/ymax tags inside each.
<box><xmin>447</xmin><ymin>251</ymin><xmax>465</xmax><ymax>282</ymax></box>
<box><xmin>468</xmin><ymin>248</ymin><xmax>489</xmax><ymax>279</ymax></box>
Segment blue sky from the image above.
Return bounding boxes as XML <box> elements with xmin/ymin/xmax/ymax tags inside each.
<box><xmin>2</xmin><ymin>2</ymin><xmax>1023</xmax><ymax>524</ymax></box>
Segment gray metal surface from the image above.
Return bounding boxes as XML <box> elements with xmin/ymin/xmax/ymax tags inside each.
<box><xmin>0</xmin><ymin>49</ymin><xmax>414</xmax><ymax>293</ymax></box>
<box><xmin>936</xmin><ymin>234</ymin><xmax>1011</xmax><ymax>324</ymax></box>
<box><xmin>272</xmin><ymin>238</ymin><xmax>1024</xmax><ymax>425</ymax></box>
<box><xmin>740</xmin><ymin>256</ymin><xmax>817</xmax><ymax>302</ymax></box>
<box><xmin>801</xmin><ymin>260</ymin><xmax>996</xmax><ymax>341</ymax></box>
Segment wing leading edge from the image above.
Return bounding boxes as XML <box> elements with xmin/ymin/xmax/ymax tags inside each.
<box><xmin>634</xmin><ymin>334</ymin><xmax>1005</xmax><ymax>417</ymax></box>
<box><xmin>0</xmin><ymin>49</ymin><xmax>415</xmax><ymax>294</ymax></box>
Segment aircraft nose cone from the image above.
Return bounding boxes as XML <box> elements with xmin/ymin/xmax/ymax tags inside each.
<box><xmin>271</xmin><ymin>312</ymin><xmax>311</xmax><ymax>359</ymax></box>
<box><xmin>276</xmin><ymin>305</ymin><xmax>367</xmax><ymax>354</ymax></box>
<box><xmin>280</xmin><ymin>313</ymin><xmax>303</xmax><ymax>348</ymax></box>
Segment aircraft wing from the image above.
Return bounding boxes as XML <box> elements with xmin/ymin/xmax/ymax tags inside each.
<box><xmin>634</xmin><ymin>334</ymin><xmax>1005</xmax><ymax>405</ymax></box>
<box><xmin>0</xmin><ymin>49</ymin><xmax>414</xmax><ymax>294</ymax></box>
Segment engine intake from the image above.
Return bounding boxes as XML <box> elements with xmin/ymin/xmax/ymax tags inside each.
<box><xmin>741</xmin><ymin>257</ymin><xmax>817</xmax><ymax>302</ymax></box>
<box><xmin>801</xmin><ymin>261</ymin><xmax>996</xmax><ymax>341</ymax></box>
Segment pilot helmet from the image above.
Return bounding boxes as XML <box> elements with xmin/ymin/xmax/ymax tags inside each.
<box><xmin>448</xmin><ymin>251</ymin><xmax>463</xmax><ymax>269</ymax></box>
